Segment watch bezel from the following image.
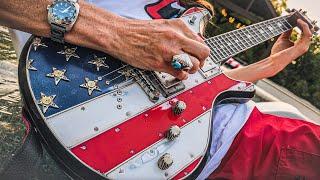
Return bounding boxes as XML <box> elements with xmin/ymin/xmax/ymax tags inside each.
<box><xmin>48</xmin><ymin>0</ymin><xmax>80</xmax><ymax>31</ymax></box>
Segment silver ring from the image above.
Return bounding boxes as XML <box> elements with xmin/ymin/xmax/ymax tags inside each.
<box><xmin>171</xmin><ymin>53</ymin><xmax>193</xmax><ymax>70</ymax></box>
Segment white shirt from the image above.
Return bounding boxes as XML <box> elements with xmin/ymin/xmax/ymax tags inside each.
<box><xmin>10</xmin><ymin>1</ymin><xmax>253</xmax><ymax>178</ymax></box>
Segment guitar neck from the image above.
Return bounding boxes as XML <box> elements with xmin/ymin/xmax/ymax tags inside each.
<box><xmin>205</xmin><ymin>15</ymin><xmax>293</xmax><ymax>63</ymax></box>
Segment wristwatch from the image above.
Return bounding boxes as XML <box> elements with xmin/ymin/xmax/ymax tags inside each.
<box><xmin>47</xmin><ymin>0</ymin><xmax>80</xmax><ymax>43</ymax></box>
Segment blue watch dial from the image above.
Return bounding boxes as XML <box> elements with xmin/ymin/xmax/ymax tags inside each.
<box><xmin>52</xmin><ymin>1</ymin><xmax>76</xmax><ymax>22</ymax></box>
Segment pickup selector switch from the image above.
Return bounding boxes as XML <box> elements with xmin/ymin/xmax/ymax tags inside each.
<box><xmin>188</xmin><ymin>15</ymin><xmax>197</xmax><ymax>25</ymax></box>
<box><xmin>172</xmin><ymin>100</ymin><xmax>186</xmax><ymax>115</ymax></box>
<box><xmin>165</xmin><ymin>125</ymin><xmax>181</xmax><ymax>141</ymax></box>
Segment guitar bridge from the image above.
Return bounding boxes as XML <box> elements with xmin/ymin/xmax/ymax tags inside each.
<box><xmin>148</xmin><ymin>72</ymin><xmax>185</xmax><ymax>98</ymax></box>
<box><xmin>130</xmin><ymin>68</ymin><xmax>185</xmax><ymax>102</ymax></box>
<box><xmin>131</xmin><ymin>68</ymin><xmax>161</xmax><ymax>103</ymax></box>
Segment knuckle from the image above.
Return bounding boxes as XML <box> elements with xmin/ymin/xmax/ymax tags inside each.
<box><xmin>177</xmin><ymin>73</ymin><xmax>187</xmax><ymax>80</ymax></box>
<box><xmin>164</xmin><ymin>29</ymin><xmax>178</xmax><ymax>39</ymax></box>
<box><xmin>174</xmin><ymin>18</ymin><xmax>185</xmax><ymax>26</ymax></box>
<box><xmin>193</xmin><ymin>59</ymin><xmax>200</xmax><ymax>68</ymax></box>
<box><xmin>153</xmin><ymin>60</ymin><xmax>164</xmax><ymax>69</ymax></box>
<box><xmin>299</xmin><ymin>45</ymin><xmax>309</xmax><ymax>53</ymax></box>
<box><xmin>201</xmin><ymin>46</ymin><xmax>211</xmax><ymax>59</ymax></box>
<box><xmin>303</xmin><ymin>46</ymin><xmax>310</xmax><ymax>53</ymax></box>
<box><xmin>162</xmin><ymin>19</ymin><xmax>170</xmax><ymax>26</ymax></box>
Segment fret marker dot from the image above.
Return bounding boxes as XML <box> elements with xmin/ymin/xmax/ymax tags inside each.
<box><xmin>268</xmin><ymin>26</ymin><xmax>274</xmax><ymax>31</ymax></box>
<box><xmin>277</xmin><ymin>23</ymin><xmax>282</xmax><ymax>27</ymax></box>
<box><xmin>259</xmin><ymin>30</ymin><xmax>264</xmax><ymax>33</ymax></box>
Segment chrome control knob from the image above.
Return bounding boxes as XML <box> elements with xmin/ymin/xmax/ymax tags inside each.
<box><xmin>165</xmin><ymin>125</ymin><xmax>181</xmax><ymax>141</ymax></box>
<box><xmin>172</xmin><ymin>101</ymin><xmax>186</xmax><ymax>115</ymax></box>
<box><xmin>158</xmin><ymin>153</ymin><xmax>173</xmax><ymax>170</ymax></box>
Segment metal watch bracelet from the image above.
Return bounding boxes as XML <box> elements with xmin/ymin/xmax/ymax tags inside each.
<box><xmin>50</xmin><ymin>23</ymin><xmax>67</xmax><ymax>43</ymax></box>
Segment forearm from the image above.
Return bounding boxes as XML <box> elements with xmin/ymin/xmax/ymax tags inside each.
<box><xmin>0</xmin><ymin>0</ymin><xmax>127</xmax><ymax>55</ymax></box>
<box><xmin>225</xmin><ymin>46</ymin><xmax>305</xmax><ymax>83</ymax></box>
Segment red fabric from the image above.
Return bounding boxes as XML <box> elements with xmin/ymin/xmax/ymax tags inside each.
<box><xmin>209</xmin><ymin>107</ymin><xmax>320</xmax><ymax>180</ymax></box>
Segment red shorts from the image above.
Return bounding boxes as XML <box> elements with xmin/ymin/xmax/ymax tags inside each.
<box><xmin>209</xmin><ymin>108</ymin><xmax>320</xmax><ymax>179</ymax></box>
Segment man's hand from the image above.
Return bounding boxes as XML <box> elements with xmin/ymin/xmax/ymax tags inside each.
<box><xmin>270</xmin><ymin>30</ymin><xmax>294</xmax><ymax>55</ymax></box>
<box><xmin>271</xmin><ymin>19</ymin><xmax>313</xmax><ymax>56</ymax></box>
<box><xmin>225</xmin><ymin>19</ymin><xmax>313</xmax><ymax>83</ymax></box>
<box><xmin>0</xmin><ymin>0</ymin><xmax>210</xmax><ymax>80</ymax></box>
<box><xmin>107</xmin><ymin>19</ymin><xmax>210</xmax><ymax>80</ymax></box>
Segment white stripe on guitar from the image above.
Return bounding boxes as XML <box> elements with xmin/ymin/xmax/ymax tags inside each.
<box><xmin>106</xmin><ymin>111</ymin><xmax>212</xmax><ymax>179</ymax></box>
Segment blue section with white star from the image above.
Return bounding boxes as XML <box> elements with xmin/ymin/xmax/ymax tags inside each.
<box><xmin>27</xmin><ymin>37</ymin><xmax>129</xmax><ymax>117</ymax></box>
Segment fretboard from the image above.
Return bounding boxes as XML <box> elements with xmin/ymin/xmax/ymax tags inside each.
<box><xmin>205</xmin><ymin>15</ymin><xmax>293</xmax><ymax>63</ymax></box>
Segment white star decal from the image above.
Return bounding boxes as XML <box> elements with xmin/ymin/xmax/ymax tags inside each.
<box><xmin>80</xmin><ymin>77</ymin><xmax>102</xmax><ymax>96</ymax></box>
<box><xmin>46</xmin><ymin>67</ymin><xmax>70</xmax><ymax>85</ymax></box>
<box><xmin>37</xmin><ymin>92</ymin><xmax>59</xmax><ymax>113</ymax></box>
<box><xmin>57</xmin><ymin>46</ymin><xmax>80</xmax><ymax>62</ymax></box>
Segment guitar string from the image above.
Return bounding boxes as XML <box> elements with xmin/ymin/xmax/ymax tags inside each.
<box><xmin>205</xmin><ymin>15</ymin><xmax>292</xmax><ymax>64</ymax></box>
<box><xmin>90</xmin><ymin>15</ymin><xmax>293</xmax><ymax>86</ymax></box>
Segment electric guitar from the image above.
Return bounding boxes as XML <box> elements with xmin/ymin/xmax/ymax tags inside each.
<box><xmin>18</xmin><ymin>7</ymin><xmax>317</xmax><ymax>179</ymax></box>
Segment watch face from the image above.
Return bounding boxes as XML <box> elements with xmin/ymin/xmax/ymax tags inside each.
<box><xmin>51</xmin><ymin>1</ymin><xmax>77</xmax><ymax>23</ymax></box>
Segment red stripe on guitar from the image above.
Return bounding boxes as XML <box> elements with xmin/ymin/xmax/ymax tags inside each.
<box><xmin>71</xmin><ymin>74</ymin><xmax>241</xmax><ymax>173</ymax></box>
<box><xmin>173</xmin><ymin>157</ymin><xmax>202</xmax><ymax>180</ymax></box>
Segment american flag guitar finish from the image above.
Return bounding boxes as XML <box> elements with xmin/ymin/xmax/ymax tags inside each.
<box><xmin>18</xmin><ymin>7</ymin><xmax>317</xmax><ymax>179</ymax></box>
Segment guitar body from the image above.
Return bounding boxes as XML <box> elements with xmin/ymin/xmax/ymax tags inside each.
<box><xmin>18</xmin><ymin>7</ymin><xmax>255</xmax><ymax>179</ymax></box>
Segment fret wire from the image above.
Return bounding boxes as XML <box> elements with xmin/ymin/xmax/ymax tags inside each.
<box><xmin>206</xmin><ymin>41</ymin><xmax>221</xmax><ymax>61</ymax></box>
<box><xmin>270</xmin><ymin>18</ymin><xmax>283</xmax><ymax>35</ymax></box>
<box><xmin>272</xmin><ymin>20</ymin><xmax>283</xmax><ymax>35</ymax></box>
<box><xmin>262</xmin><ymin>21</ymin><xmax>277</xmax><ymax>37</ymax></box>
<box><xmin>210</xmin><ymin>49</ymin><xmax>224</xmax><ymax>62</ymax></box>
<box><xmin>221</xmin><ymin>34</ymin><xmax>234</xmax><ymax>53</ymax></box>
<box><xmin>279</xmin><ymin>17</ymin><xmax>292</xmax><ymax>31</ymax></box>
<box><xmin>272</xmin><ymin>18</ymin><xmax>284</xmax><ymax>35</ymax></box>
<box><xmin>231</xmin><ymin>35</ymin><xmax>243</xmax><ymax>52</ymax></box>
<box><xmin>232</xmin><ymin>31</ymin><xmax>247</xmax><ymax>50</ymax></box>
<box><xmin>282</xmin><ymin>17</ymin><xmax>293</xmax><ymax>29</ymax></box>
<box><xmin>243</xmin><ymin>27</ymin><xmax>258</xmax><ymax>45</ymax></box>
<box><xmin>208</xmin><ymin>54</ymin><xmax>218</xmax><ymax>63</ymax></box>
<box><xmin>278</xmin><ymin>21</ymin><xmax>290</xmax><ymax>31</ymax></box>
<box><xmin>227</xmin><ymin>31</ymin><xmax>246</xmax><ymax>51</ymax></box>
<box><xmin>237</xmin><ymin>29</ymin><xmax>250</xmax><ymax>47</ymax></box>
<box><xmin>210</xmin><ymin>52</ymin><xmax>220</xmax><ymax>62</ymax></box>
<box><xmin>207</xmin><ymin>49</ymin><xmax>215</xmax><ymax>60</ymax></box>
<box><xmin>204</xmin><ymin>15</ymin><xmax>285</xmax><ymax>47</ymax></box>
<box><xmin>207</xmin><ymin>39</ymin><xmax>225</xmax><ymax>60</ymax></box>
<box><xmin>275</xmin><ymin>18</ymin><xmax>289</xmax><ymax>34</ymax></box>
<box><xmin>274</xmin><ymin>18</ymin><xmax>287</xmax><ymax>32</ymax></box>
<box><xmin>211</xmin><ymin>38</ymin><xmax>229</xmax><ymax>58</ymax></box>
<box><xmin>213</xmin><ymin>37</ymin><xmax>229</xmax><ymax>58</ymax></box>
<box><xmin>256</xmin><ymin>23</ymin><xmax>269</xmax><ymax>40</ymax></box>
<box><xmin>204</xmin><ymin>15</ymin><xmax>293</xmax><ymax>64</ymax></box>
<box><xmin>247</xmin><ymin>26</ymin><xmax>263</xmax><ymax>43</ymax></box>
<box><xmin>225</xmin><ymin>33</ymin><xmax>242</xmax><ymax>52</ymax></box>
<box><xmin>206</xmin><ymin>39</ymin><xmax>225</xmax><ymax>60</ymax></box>
<box><xmin>208</xmin><ymin>50</ymin><xmax>219</xmax><ymax>62</ymax></box>
<box><xmin>237</xmin><ymin>30</ymin><xmax>251</xmax><ymax>47</ymax></box>
<box><xmin>242</xmin><ymin>28</ymin><xmax>256</xmax><ymax>46</ymax></box>
<box><xmin>219</xmin><ymin>35</ymin><xmax>234</xmax><ymax>56</ymax></box>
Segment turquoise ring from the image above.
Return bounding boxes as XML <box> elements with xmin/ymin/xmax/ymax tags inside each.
<box><xmin>171</xmin><ymin>53</ymin><xmax>193</xmax><ymax>70</ymax></box>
